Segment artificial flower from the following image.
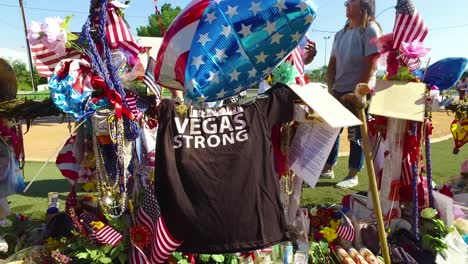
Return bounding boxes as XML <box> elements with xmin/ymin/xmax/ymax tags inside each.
<box><xmin>310</xmin><ymin>216</ymin><xmax>321</xmax><ymax>228</ymax></box>
<box><xmin>399</xmin><ymin>41</ymin><xmax>431</xmax><ymax>59</ymax></box>
<box><xmin>310</xmin><ymin>207</ymin><xmax>318</xmax><ymax>216</ymax></box>
<box><xmin>90</xmin><ymin>221</ymin><xmax>105</xmax><ymax>230</ymax></box>
<box><xmin>271</xmin><ymin>61</ymin><xmax>299</xmax><ymax>85</ymax></box>
<box><xmin>27</xmin><ymin>21</ymin><xmax>42</xmax><ymax>45</ymax></box>
<box><xmin>329</xmin><ymin>219</ymin><xmax>341</xmax><ymax>230</ymax></box>
<box><xmin>439</xmin><ymin>185</ymin><xmax>454</xmax><ymax>198</ymax></box>
<box><xmin>42</xmin><ymin>17</ymin><xmax>63</xmax><ymax>42</ymax></box>
<box><xmin>421</xmin><ymin>208</ymin><xmax>438</xmax><ymax>219</ymax></box>
<box><xmin>130</xmin><ymin>226</ymin><xmax>151</xmax><ymax>249</ymax></box>
<box><xmin>319</xmin><ymin>227</ymin><xmax>338</xmax><ymax>243</ymax></box>
<box><xmin>51</xmin><ymin>249</ymin><xmax>72</xmax><ymax>264</ymax></box>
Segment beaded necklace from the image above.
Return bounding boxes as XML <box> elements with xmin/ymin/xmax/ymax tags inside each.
<box><xmin>92</xmin><ymin>111</ymin><xmax>130</xmax><ymax>218</ymax></box>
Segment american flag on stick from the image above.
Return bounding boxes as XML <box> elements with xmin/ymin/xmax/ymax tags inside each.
<box><xmin>392</xmin><ymin>0</ymin><xmax>428</xmax><ymax>50</ymax></box>
<box><xmin>285</xmin><ymin>46</ymin><xmax>307</xmax><ymax>86</ymax></box>
<box><xmin>130</xmin><ymin>187</ymin><xmax>181</xmax><ymax>264</ymax></box>
<box><xmin>79</xmin><ymin>212</ymin><xmax>123</xmax><ymax>247</ymax></box>
<box><xmin>336</xmin><ymin>213</ymin><xmax>355</xmax><ymax>241</ymax></box>
<box><xmin>143</xmin><ymin>57</ymin><xmax>162</xmax><ymax>100</ymax></box>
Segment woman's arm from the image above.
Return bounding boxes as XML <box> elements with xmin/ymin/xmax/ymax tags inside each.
<box><xmin>327</xmin><ymin>56</ymin><xmax>336</xmax><ymax>93</ymax></box>
<box><xmin>358</xmin><ymin>53</ymin><xmax>380</xmax><ymax>84</ymax></box>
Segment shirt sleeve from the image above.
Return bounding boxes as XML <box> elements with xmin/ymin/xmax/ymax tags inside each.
<box><xmin>257</xmin><ymin>83</ymin><xmax>300</xmax><ymax>126</ymax></box>
<box><xmin>364</xmin><ymin>22</ymin><xmax>381</xmax><ymax>56</ymax></box>
<box><xmin>330</xmin><ymin>33</ymin><xmax>339</xmax><ymax>57</ymax></box>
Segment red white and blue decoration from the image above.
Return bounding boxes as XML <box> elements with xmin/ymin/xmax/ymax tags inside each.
<box><xmin>154</xmin><ymin>0</ymin><xmax>317</xmax><ymax>102</ymax></box>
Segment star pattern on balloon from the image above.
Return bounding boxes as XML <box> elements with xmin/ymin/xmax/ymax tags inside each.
<box><xmin>184</xmin><ymin>0</ymin><xmax>315</xmax><ymax>102</ymax></box>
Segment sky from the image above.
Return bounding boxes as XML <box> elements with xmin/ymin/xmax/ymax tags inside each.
<box><xmin>0</xmin><ymin>0</ymin><xmax>467</xmax><ymax>71</ymax></box>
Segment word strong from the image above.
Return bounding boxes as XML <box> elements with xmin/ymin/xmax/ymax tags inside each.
<box><xmin>173</xmin><ymin>106</ymin><xmax>249</xmax><ymax>149</ymax></box>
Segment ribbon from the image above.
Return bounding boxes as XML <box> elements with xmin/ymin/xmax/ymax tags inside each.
<box><xmin>91</xmin><ymin>76</ymin><xmax>138</xmax><ymax>120</ymax></box>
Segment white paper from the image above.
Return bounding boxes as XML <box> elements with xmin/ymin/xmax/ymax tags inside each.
<box><xmin>288</xmin><ymin>122</ymin><xmax>340</xmax><ymax>187</ymax></box>
<box><xmin>433</xmin><ymin>191</ymin><xmax>454</xmax><ymax>226</ymax></box>
<box><xmin>289</xmin><ymin>83</ymin><xmax>362</xmax><ymax>128</ymax></box>
<box><xmin>369</xmin><ymin>80</ymin><xmax>426</xmax><ymax>122</ymax></box>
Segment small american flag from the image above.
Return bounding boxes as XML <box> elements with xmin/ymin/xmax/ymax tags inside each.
<box><xmin>30</xmin><ymin>43</ymin><xmax>81</xmax><ymax>77</ymax></box>
<box><xmin>79</xmin><ymin>212</ymin><xmax>123</xmax><ymax>247</ymax></box>
<box><xmin>392</xmin><ymin>0</ymin><xmax>428</xmax><ymax>50</ymax></box>
<box><xmin>285</xmin><ymin>46</ymin><xmax>307</xmax><ymax>86</ymax></box>
<box><xmin>336</xmin><ymin>214</ymin><xmax>355</xmax><ymax>242</ymax></box>
<box><xmin>106</xmin><ymin>2</ymin><xmax>141</xmax><ymax>57</ymax></box>
<box><xmin>130</xmin><ymin>187</ymin><xmax>182</xmax><ymax>264</ymax></box>
<box><xmin>125</xmin><ymin>92</ymin><xmax>141</xmax><ymax>118</ymax></box>
<box><xmin>143</xmin><ymin>57</ymin><xmax>162</xmax><ymax>100</ymax></box>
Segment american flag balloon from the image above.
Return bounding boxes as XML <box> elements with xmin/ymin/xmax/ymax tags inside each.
<box><xmin>154</xmin><ymin>0</ymin><xmax>317</xmax><ymax>102</ymax></box>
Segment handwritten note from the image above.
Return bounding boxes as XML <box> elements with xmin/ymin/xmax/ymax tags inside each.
<box><xmin>369</xmin><ymin>80</ymin><xmax>426</xmax><ymax>122</ymax></box>
<box><xmin>288</xmin><ymin>122</ymin><xmax>340</xmax><ymax>187</ymax></box>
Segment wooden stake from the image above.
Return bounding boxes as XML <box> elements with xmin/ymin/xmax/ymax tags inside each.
<box><xmin>354</xmin><ymin>83</ymin><xmax>391</xmax><ymax>264</ymax></box>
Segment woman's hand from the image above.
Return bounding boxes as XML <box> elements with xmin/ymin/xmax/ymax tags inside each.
<box><xmin>303</xmin><ymin>40</ymin><xmax>317</xmax><ymax>65</ymax></box>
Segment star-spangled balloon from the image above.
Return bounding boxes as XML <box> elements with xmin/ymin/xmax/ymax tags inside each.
<box><xmin>154</xmin><ymin>0</ymin><xmax>317</xmax><ymax>102</ymax></box>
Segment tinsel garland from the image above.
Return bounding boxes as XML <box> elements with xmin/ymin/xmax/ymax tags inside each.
<box><xmin>411</xmin><ymin>121</ymin><xmax>420</xmax><ymax>241</ymax></box>
<box><xmin>0</xmin><ymin>98</ymin><xmax>62</xmax><ymax>121</ymax></box>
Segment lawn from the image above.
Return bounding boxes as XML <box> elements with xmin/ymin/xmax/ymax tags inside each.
<box><xmin>6</xmin><ymin>139</ymin><xmax>467</xmax><ymax>219</ymax></box>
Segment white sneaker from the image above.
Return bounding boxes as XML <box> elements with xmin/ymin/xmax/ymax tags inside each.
<box><xmin>320</xmin><ymin>170</ymin><xmax>335</xmax><ymax>179</ymax></box>
<box><xmin>336</xmin><ymin>176</ymin><xmax>358</xmax><ymax>189</ymax></box>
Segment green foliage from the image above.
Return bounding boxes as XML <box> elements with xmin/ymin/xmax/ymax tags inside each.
<box><xmin>55</xmin><ymin>231</ymin><xmax>128</xmax><ymax>264</ymax></box>
<box><xmin>136</xmin><ymin>4</ymin><xmax>182</xmax><ymax>37</ymax></box>
<box><xmin>306</xmin><ymin>66</ymin><xmax>327</xmax><ymax>83</ymax></box>
<box><xmin>386</xmin><ymin>66</ymin><xmax>418</xmax><ymax>82</ymax></box>
<box><xmin>309</xmin><ymin>240</ymin><xmax>333</xmax><ymax>264</ymax></box>
<box><xmin>1</xmin><ymin>57</ymin><xmax>47</xmax><ymax>91</ymax></box>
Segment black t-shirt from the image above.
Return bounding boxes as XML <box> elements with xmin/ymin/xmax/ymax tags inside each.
<box><xmin>155</xmin><ymin>83</ymin><xmax>299</xmax><ymax>253</ymax></box>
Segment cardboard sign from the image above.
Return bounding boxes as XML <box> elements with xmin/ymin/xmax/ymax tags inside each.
<box><xmin>368</xmin><ymin>80</ymin><xmax>426</xmax><ymax>122</ymax></box>
<box><xmin>289</xmin><ymin>83</ymin><xmax>362</xmax><ymax>128</ymax></box>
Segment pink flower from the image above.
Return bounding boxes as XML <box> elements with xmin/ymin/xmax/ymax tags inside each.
<box><xmin>27</xmin><ymin>21</ymin><xmax>42</xmax><ymax>45</ymax></box>
<box><xmin>41</xmin><ymin>17</ymin><xmax>67</xmax><ymax>56</ymax></box>
<box><xmin>399</xmin><ymin>41</ymin><xmax>431</xmax><ymax>59</ymax></box>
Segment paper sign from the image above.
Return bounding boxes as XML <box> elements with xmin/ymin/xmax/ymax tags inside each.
<box><xmin>288</xmin><ymin>122</ymin><xmax>340</xmax><ymax>187</ymax></box>
<box><xmin>368</xmin><ymin>80</ymin><xmax>426</xmax><ymax>122</ymax></box>
<box><xmin>289</xmin><ymin>83</ymin><xmax>362</xmax><ymax>128</ymax></box>
<box><xmin>433</xmin><ymin>191</ymin><xmax>454</xmax><ymax>226</ymax></box>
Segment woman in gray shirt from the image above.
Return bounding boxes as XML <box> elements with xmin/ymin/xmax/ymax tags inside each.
<box><xmin>321</xmin><ymin>0</ymin><xmax>382</xmax><ymax>189</ymax></box>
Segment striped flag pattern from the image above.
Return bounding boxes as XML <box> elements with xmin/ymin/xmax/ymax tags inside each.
<box><xmin>125</xmin><ymin>92</ymin><xmax>143</xmax><ymax>120</ymax></box>
<box><xmin>143</xmin><ymin>57</ymin><xmax>162</xmax><ymax>100</ymax></box>
<box><xmin>31</xmin><ymin>43</ymin><xmax>81</xmax><ymax>77</ymax></box>
<box><xmin>130</xmin><ymin>187</ymin><xmax>182</xmax><ymax>264</ymax></box>
<box><xmin>401</xmin><ymin>153</ymin><xmax>413</xmax><ymax>186</ymax></box>
<box><xmin>95</xmin><ymin>225</ymin><xmax>123</xmax><ymax>247</ymax></box>
<box><xmin>106</xmin><ymin>2</ymin><xmax>141</xmax><ymax>57</ymax></box>
<box><xmin>392</xmin><ymin>0</ymin><xmax>428</xmax><ymax>50</ymax></box>
<box><xmin>336</xmin><ymin>214</ymin><xmax>355</xmax><ymax>241</ymax></box>
<box><xmin>285</xmin><ymin>46</ymin><xmax>308</xmax><ymax>86</ymax></box>
<box><xmin>56</xmin><ymin>135</ymin><xmax>80</xmax><ymax>183</ymax></box>
<box><xmin>79</xmin><ymin>212</ymin><xmax>123</xmax><ymax>247</ymax></box>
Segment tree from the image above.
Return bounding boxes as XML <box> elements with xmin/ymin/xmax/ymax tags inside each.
<box><xmin>306</xmin><ymin>65</ymin><xmax>328</xmax><ymax>83</ymax></box>
<box><xmin>136</xmin><ymin>4</ymin><xmax>182</xmax><ymax>37</ymax></box>
<box><xmin>1</xmin><ymin>57</ymin><xmax>47</xmax><ymax>91</ymax></box>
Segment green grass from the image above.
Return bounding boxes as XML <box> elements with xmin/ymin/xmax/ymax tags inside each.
<box><xmin>300</xmin><ymin>139</ymin><xmax>467</xmax><ymax>207</ymax></box>
<box><xmin>6</xmin><ymin>139</ymin><xmax>467</xmax><ymax>218</ymax></box>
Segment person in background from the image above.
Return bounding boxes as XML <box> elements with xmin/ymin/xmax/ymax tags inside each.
<box><xmin>321</xmin><ymin>0</ymin><xmax>382</xmax><ymax>189</ymax></box>
<box><xmin>457</xmin><ymin>76</ymin><xmax>467</xmax><ymax>101</ymax></box>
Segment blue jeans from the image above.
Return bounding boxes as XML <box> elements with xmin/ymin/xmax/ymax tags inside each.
<box><xmin>325</xmin><ymin>90</ymin><xmax>364</xmax><ymax>171</ymax></box>
<box><xmin>326</xmin><ymin>126</ymin><xmax>364</xmax><ymax>171</ymax></box>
